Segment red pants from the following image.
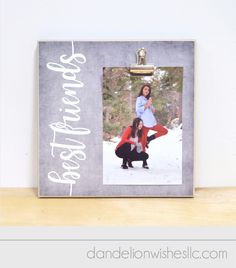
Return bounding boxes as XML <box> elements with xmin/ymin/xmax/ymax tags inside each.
<box><xmin>141</xmin><ymin>124</ymin><xmax>168</xmax><ymax>150</ymax></box>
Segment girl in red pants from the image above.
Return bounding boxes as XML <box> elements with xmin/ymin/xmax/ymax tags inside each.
<box><xmin>136</xmin><ymin>84</ymin><xmax>168</xmax><ymax>149</ymax></box>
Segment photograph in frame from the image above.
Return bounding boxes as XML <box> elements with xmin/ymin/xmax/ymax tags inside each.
<box><xmin>103</xmin><ymin>67</ymin><xmax>183</xmax><ymax>185</ymax></box>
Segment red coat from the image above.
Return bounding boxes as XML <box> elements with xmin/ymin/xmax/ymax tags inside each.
<box><xmin>115</xmin><ymin>126</ymin><xmax>145</xmax><ymax>151</ymax></box>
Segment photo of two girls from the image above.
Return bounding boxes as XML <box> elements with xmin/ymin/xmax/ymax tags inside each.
<box><xmin>115</xmin><ymin>84</ymin><xmax>168</xmax><ymax>170</ymax></box>
<box><xmin>103</xmin><ymin>67</ymin><xmax>183</xmax><ymax>185</ymax></box>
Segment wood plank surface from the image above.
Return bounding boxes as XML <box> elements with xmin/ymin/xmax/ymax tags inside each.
<box><xmin>0</xmin><ymin>188</ymin><xmax>236</xmax><ymax>226</ymax></box>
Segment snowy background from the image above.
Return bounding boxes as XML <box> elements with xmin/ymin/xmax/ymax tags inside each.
<box><xmin>103</xmin><ymin>125</ymin><xmax>182</xmax><ymax>185</ymax></box>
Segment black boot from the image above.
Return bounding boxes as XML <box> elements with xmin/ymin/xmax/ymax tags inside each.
<box><xmin>128</xmin><ymin>160</ymin><xmax>134</xmax><ymax>168</ymax></box>
<box><xmin>142</xmin><ymin>160</ymin><xmax>149</xmax><ymax>169</ymax></box>
<box><xmin>147</xmin><ymin>134</ymin><xmax>156</xmax><ymax>144</ymax></box>
<box><xmin>121</xmin><ymin>159</ymin><xmax>128</xmax><ymax>169</ymax></box>
<box><xmin>146</xmin><ymin>134</ymin><xmax>156</xmax><ymax>148</ymax></box>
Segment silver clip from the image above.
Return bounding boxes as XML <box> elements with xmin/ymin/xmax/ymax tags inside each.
<box><xmin>130</xmin><ymin>48</ymin><xmax>155</xmax><ymax>75</ymax></box>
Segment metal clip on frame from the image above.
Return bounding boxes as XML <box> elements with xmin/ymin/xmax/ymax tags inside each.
<box><xmin>130</xmin><ymin>48</ymin><xmax>155</xmax><ymax>75</ymax></box>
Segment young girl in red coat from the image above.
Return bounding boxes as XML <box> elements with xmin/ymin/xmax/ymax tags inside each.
<box><xmin>115</xmin><ymin>118</ymin><xmax>149</xmax><ymax>169</ymax></box>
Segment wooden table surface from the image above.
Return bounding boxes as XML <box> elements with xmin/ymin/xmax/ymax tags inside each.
<box><xmin>1</xmin><ymin>188</ymin><xmax>236</xmax><ymax>226</ymax></box>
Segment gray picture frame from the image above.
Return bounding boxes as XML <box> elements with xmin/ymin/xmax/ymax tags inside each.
<box><xmin>38</xmin><ymin>41</ymin><xmax>194</xmax><ymax>197</ymax></box>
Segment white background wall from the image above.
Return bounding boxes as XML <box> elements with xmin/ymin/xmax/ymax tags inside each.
<box><xmin>0</xmin><ymin>0</ymin><xmax>235</xmax><ymax>187</ymax></box>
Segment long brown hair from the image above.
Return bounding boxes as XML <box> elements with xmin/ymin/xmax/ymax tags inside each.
<box><xmin>138</xmin><ymin>84</ymin><xmax>151</xmax><ymax>99</ymax></box>
<box><xmin>131</xmin><ymin>118</ymin><xmax>143</xmax><ymax>138</ymax></box>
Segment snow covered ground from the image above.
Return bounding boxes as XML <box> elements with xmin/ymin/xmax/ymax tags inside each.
<box><xmin>103</xmin><ymin>126</ymin><xmax>182</xmax><ymax>185</ymax></box>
